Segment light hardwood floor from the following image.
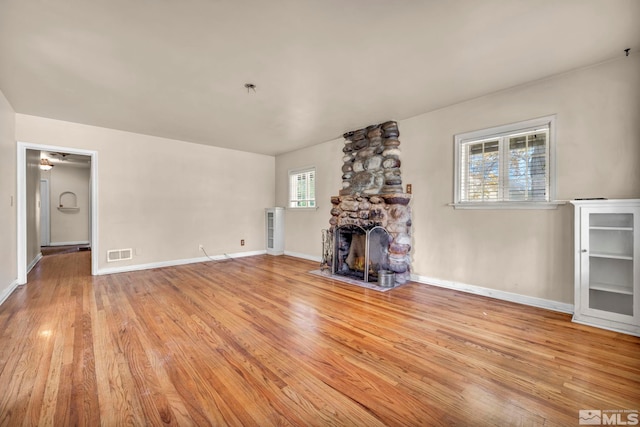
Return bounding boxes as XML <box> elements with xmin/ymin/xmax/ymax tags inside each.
<box><xmin>0</xmin><ymin>252</ymin><xmax>638</xmax><ymax>426</ymax></box>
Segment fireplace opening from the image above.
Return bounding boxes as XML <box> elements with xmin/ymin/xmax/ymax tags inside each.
<box><xmin>333</xmin><ymin>225</ymin><xmax>391</xmax><ymax>283</ymax></box>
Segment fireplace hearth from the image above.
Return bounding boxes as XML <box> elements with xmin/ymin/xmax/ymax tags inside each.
<box><xmin>324</xmin><ymin>121</ymin><xmax>412</xmax><ymax>286</ymax></box>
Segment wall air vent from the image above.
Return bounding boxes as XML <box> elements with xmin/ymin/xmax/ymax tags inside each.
<box><xmin>107</xmin><ymin>248</ymin><xmax>133</xmax><ymax>262</ymax></box>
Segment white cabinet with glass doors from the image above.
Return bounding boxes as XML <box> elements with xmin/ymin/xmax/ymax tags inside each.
<box><xmin>571</xmin><ymin>199</ymin><xmax>639</xmax><ymax>336</ymax></box>
<box><xmin>265</xmin><ymin>207</ymin><xmax>284</xmax><ymax>255</ymax></box>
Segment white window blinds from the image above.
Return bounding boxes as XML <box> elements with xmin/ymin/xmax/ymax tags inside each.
<box><xmin>505</xmin><ymin>131</ymin><xmax>548</xmax><ymax>201</ymax></box>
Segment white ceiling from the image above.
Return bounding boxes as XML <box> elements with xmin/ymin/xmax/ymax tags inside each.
<box><xmin>1</xmin><ymin>1</ymin><xmax>639</xmax><ymax>156</ymax></box>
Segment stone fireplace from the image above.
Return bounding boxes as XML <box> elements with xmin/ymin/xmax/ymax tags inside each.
<box><xmin>326</xmin><ymin>121</ymin><xmax>412</xmax><ymax>285</ymax></box>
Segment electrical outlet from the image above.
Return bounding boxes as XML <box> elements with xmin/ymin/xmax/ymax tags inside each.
<box><xmin>198</xmin><ymin>244</ymin><xmax>203</xmax><ymax>251</ymax></box>
<box><xmin>241</xmin><ymin>239</ymin><xmax>245</xmax><ymax>246</ymax></box>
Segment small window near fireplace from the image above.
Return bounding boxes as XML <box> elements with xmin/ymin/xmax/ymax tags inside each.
<box><xmin>289</xmin><ymin>167</ymin><xmax>316</xmax><ymax>209</ymax></box>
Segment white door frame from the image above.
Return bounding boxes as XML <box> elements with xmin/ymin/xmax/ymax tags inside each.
<box><xmin>17</xmin><ymin>142</ymin><xmax>98</xmax><ymax>284</ymax></box>
<box><xmin>40</xmin><ymin>178</ymin><xmax>50</xmax><ymax>246</ymax></box>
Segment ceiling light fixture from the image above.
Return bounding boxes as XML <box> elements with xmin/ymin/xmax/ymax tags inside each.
<box><xmin>39</xmin><ymin>158</ymin><xmax>54</xmax><ymax>171</ymax></box>
<box><xmin>244</xmin><ymin>83</ymin><xmax>256</xmax><ymax>93</ymax></box>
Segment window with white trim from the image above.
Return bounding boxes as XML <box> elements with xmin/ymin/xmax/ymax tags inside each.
<box><xmin>289</xmin><ymin>167</ymin><xmax>316</xmax><ymax>208</ymax></box>
<box><xmin>454</xmin><ymin>115</ymin><xmax>556</xmax><ymax>207</ymax></box>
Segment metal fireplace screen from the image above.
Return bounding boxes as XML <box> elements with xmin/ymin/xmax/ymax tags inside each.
<box><xmin>332</xmin><ymin>225</ymin><xmax>391</xmax><ymax>283</ymax></box>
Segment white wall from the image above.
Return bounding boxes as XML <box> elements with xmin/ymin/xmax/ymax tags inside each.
<box><xmin>275</xmin><ymin>55</ymin><xmax>640</xmax><ymax>304</ymax></box>
<box><xmin>275</xmin><ymin>140</ymin><xmax>343</xmax><ymax>259</ymax></box>
<box><xmin>0</xmin><ymin>89</ymin><xmax>17</xmax><ymax>302</ymax></box>
<box><xmin>16</xmin><ymin>115</ymin><xmax>275</xmax><ymax>273</ymax></box>
<box><xmin>41</xmin><ymin>163</ymin><xmax>91</xmax><ymax>245</ymax></box>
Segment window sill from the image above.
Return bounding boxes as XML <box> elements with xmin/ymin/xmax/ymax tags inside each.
<box><xmin>287</xmin><ymin>207</ymin><xmax>319</xmax><ymax>211</ymax></box>
<box><xmin>450</xmin><ymin>201</ymin><xmax>566</xmax><ymax>210</ymax></box>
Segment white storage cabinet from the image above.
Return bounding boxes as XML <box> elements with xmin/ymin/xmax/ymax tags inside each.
<box><xmin>265</xmin><ymin>207</ymin><xmax>284</xmax><ymax>255</ymax></box>
<box><xmin>571</xmin><ymin>199</ymin><xmax>640</xmax><ymax>335</ymax></box>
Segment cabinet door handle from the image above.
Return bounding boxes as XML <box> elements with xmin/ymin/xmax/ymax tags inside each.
<box><xmin>581</xmin><ymin>249</ymin><xmax>588</xmax><ymax>253</ymax></box>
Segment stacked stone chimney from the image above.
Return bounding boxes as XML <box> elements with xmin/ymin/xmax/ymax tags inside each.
<box><xmin>339</xmin><ymin>121</ymin><xmax>403</xmax><ymax>195</ymax></box>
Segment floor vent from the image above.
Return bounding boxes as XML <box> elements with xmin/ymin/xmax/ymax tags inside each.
<box><xmin>107</xmin><ymin>248</ymin><xmax>133</xmax><ymax>262</ymax></box>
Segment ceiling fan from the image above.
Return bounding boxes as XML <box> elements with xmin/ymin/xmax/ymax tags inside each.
<box><xmin>48</xmin><ymin>152</ymin><xmax>70</xmax><ymax>161</ymax></box>
<box><xmin>44</xmin><ymin>151</ymin><xmax>91</xmax><ymax>166</ymax></box>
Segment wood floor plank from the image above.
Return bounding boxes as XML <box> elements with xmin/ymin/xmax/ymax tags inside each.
<box><xmin>0</xmin><ymin>252</ymin><xmax>638</xmax><ymax>426</ymax></box>
<box><xmin>37</xmin><ymin>306</ymin><xmax>67</xmax><ymax>427</ymax></box>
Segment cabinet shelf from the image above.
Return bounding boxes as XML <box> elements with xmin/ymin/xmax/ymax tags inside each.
<box><xmin>590</xmin><ymin>282</ymin><xmax>634</xmax><ymax>295</ymax></box>
<box><xmin>589</xmin><ymin>251</ymin><xmax>633</xmax><ymax>261</ymax></box>
<box><xmin>590</xmin><ymin>226</ymin><xmax>633</xmax><ymax>231</ymax></box>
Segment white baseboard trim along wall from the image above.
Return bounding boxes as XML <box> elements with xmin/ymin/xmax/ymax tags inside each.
<box><xmin>97</xmin><ymin>250</ymin><xmax>267</xmax><ymax>275</ymax></box>
<box><xmin>0</xmin><ymin>280</ymin><xmax>20</xmax><ymax>306</ymax></box>
<box><xmin>411</xmin><ymin>274</ymin><xmax>574</xmax><ymax>314</ymax></box>
<box><xmin>48</xmin><ymin>241</ymin><xmax>90</xmax><ymax>246</ymax></box>
<box><xmin>283</xmin><ymin>251</ymin><xmax>322</xmax><ymax>263</ymax></box>
<box><xmin>27</xmin><ymin>253</ymin><xmax>43</xmax><ymax>274</ymax></box>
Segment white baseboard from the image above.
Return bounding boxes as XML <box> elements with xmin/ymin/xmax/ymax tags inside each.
<box><xmin>27</xmin><ymin>252</ymin><xmax>43</xmax><ymax>274</ymax></box>
<box><xmin>0</xmin><ymin>279</ymin><xmax>20</xmax><ymax>306</ymax></box>
<box><xmin>572</xmin><ymin>318</ymin><xmax>640</xmax><ymax>337</ymax></box>
<box><xmin>284</xmin><ymin>251</ymin><xmax>322</xmax><ymax>263</ymax></box>
<box><xmin>96</xmin><ymin>250</ymin><xmax>267</xmax><ymax>275</ymax></box>
<box><xmin>47</xmin><ymin>241</ymin><xmax>90</xmax><ymax>246</ymax></box>
<box><xmin>411</xmin><ymin>274</ymin><xmax>574</xmax><ymax>314</ymax></box>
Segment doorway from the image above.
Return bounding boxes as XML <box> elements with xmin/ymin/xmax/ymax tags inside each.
<box><xmin>40</xmin><ymin>151</ymin><xmax>91</xmax><ymax>250</ymax></box>
<box><xmin>17</xmin><ymin>142</ymin><xmax>98</xmax><ymax>284</ymax></box>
